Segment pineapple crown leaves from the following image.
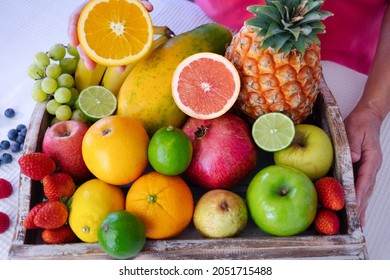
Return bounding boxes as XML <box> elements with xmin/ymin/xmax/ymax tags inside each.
<box><xmin>245</xmin><ymin>0</ymin><xmax>333</xmax><ymax>54</ymax></box>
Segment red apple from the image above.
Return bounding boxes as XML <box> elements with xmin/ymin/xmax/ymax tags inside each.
<box><xmin>42</xmin><ymin>120</ymin><xmax>92</xmax><ymax>183</ymax></box>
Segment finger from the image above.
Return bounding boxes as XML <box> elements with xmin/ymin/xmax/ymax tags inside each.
<box><xmin>77</xmin><ymin>45</ymin><xmax>97</xmax><ymax>71</ymax></box>
<box><xmin>140</xmin><ymin>0</ymin><xmax>154</xmax><ymax>12</ymax></box>
<box><xmin>355</xmin><ymin>155</ymin><xmax>378</xmax><ymax>210</ymax></box>
<box><xmin>354</xmin><ymin>148</ymin><xmax>381</xmax><ymax>227</ymax></box>
<box><xmin>359</xmin><ymin>201</ymin><xmax>367</xmax><ymax>227</ymax></box>
<box><xmin>67</xmin><ymin>1</ymin><xmax>88</xmax><ymax>47</ymax></box>
<box><xmin>344</xmin><ymin>122</ymin><xmax>363</xmax><ymax>163</ymax></box>
<box><xmin>116</xmin><ymin>65</ymin><xmax>126</xmax><ymax>72</ymax></box>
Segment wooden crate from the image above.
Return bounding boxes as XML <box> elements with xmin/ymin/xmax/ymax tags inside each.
<box><xmin>9</xmin><ymin>77</ymin><xmax>367</xmax><ymax>259</ymax></box>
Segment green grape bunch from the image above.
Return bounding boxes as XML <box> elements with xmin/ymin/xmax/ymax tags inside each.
<box><xmin>26</xmin><ymin>43</ymin><xmax>86</xmax><ymax>124</ymax></box>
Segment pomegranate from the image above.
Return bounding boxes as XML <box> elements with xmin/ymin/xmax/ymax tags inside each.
<box><xmin>181</xmin><ymin>113</ymin><xmax>258</xmax><ymax>189</ymax></box>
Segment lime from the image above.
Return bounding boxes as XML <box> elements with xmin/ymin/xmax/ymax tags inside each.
<box><xmin>98</xmin><ymin>210</ymin><xmax>146</xmax><ymax>259</ymax></box>
<box><xmin>252</xmin><ymin>112</ymin><xmax>295</xmax><ymax>152</ymax></box>
<box><xmin>148</xmin><ymin>125</ymin><xmax>193</xmax><ymax>175</ymax></box>
<box><xmin>76</xmin><ymin>85</ymin><xmax>117</xmax><ymax>122</ymax></box>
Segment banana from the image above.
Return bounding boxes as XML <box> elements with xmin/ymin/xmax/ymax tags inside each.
<box><xmin>74</xmin><ymin>59</ymin><xmax>107</xmax><ymax>92</ymax></box>
<box><xmin>100</xmin><ymin>63</ymin><xmax>136</xmax><ymax>96</ymax></box>
<box><xmin>101</xmin><ymin>26</ymin><xmax>174</xmax><ymax>96</ymax></box>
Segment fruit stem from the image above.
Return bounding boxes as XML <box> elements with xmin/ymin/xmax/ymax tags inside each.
<box><xmin>153</xmin><ymin>26</ymin><xmax>175</xmax><ymax>39</ymax></box>
<box><xmin>167</xmin><ymin>125</ymin><xmax>175</xmax><ymax>132</ymax></box>
<box><xmin>220</xmin><ymin>201</ymin><xmax>229</xmax><ymax>212</ymax></box>
<box><xmin>279</xmin><ymin>187</ymin><xmax>288</xmax><ymax>197</ymax></box>
<box><xmin>292</xmin><ymin>131</ymin><xmax>306</xmax><ymax>148</ymax></box>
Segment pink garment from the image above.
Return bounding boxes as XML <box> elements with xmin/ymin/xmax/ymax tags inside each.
<box><xmin>194</xmin><ymin>0</ymin><xmax>388</xmax><ymax>74</ymax></box>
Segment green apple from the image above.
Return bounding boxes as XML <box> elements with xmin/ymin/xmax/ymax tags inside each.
<box><xmin>193</xmin><ymin>189</ymin><xmax>248</xmax><ymax>238</ymax></box>
<box><xmin>246</xmin><ymin>165</ymin><xmax>317</xmax><ymax>236</ymax></box>
<box><xmin>274</xmin><ymin>124</ymin><xmax>333</xmax><ymax>180</ymax></box>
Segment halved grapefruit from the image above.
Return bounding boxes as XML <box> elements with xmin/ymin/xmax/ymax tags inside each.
<box><xmin>172</xmin><ymin>52</ymin><xmax>241</xmax><ymax>120</ymax></box>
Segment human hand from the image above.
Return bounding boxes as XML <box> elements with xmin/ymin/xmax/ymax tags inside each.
<box><xmin>344</xmin><ymin>106</ymin><xmax>383</xmax><ymax>227</ymax></box>
<box><xmin>67</xmin><ymin>0</ymin><xmax>154</xmax><ymax>71</ymax></box>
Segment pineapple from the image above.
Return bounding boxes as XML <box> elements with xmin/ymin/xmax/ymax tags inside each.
<box><xmin>226</xmin><ymin>0</ymin><xmax>332</xmax><ymax>124</ymax></box>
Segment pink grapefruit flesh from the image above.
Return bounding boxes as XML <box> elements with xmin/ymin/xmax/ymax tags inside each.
<box><xmin>172</xmin><ymin>52</ymin><xmax>240</xmax><ymax>119</ymax></box>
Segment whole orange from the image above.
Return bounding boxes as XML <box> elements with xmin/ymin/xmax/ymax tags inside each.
<box><xmin>82</xmin><ymin>115</ymin><xmax>149</xmax><ymax>185</ymax></box>
<box><xmin>126</xmin><ymin>171</ymin><xmax>194</xmax><ymax>239</ymax></box>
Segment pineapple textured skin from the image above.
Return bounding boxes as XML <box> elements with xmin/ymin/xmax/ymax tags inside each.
<box><xmin>226</xmin><ymin>25</ymin><xmax>322</xmax><ymax>124</ymax></box>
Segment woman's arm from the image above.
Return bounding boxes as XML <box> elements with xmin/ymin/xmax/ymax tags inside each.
<box><xmin>344</xmin><ymin>4</ymin><xmax>390</xmax><ymax>225</ymax></box>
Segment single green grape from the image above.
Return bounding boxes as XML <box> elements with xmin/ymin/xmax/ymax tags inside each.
<box><xmin>57</xmin><ymin>73</ymin><xmax>75</xmax><ymax>88</ymax></box>
<box><xmin>67</xmin><ymin>43</ymin><xmax>79</xmax><ymax>58</ymax></box>
<box><xmin>51</xmin><ymin>117</ymin><xmax>61</xmax><ymax>126</ymax></box>
<box><xmin>27</xmin><ymin>64</ymin><xmax>44</xmax><ymax>80</ymax></box>
<box><xmin>34</xmin><ymin>79</ymin><xmax>42</xmax><ymax>89</ymax></box>
<box><xmin>71</xmin><ymin>109</ymin><xmax>88</xmax><ymax>123</ymax></box>
<box><xmin>32</xmin><ymin>87</ymin><xmax>47</xmax><ymax>103</ymax></box>
<box><xmin>54</xmin><ymin>87</ymin><xmax>72</xmax><ymax>104</ymax></box>
<box><xmin>66</xmin><ymin>87</ymin><xmax>80</xmax><ymax>107</ymax></box>
<box><xmin>55</xmin><ymin>104</ymin><xmax>72</xmax><ymax>121</ymax></box>
<box><xmin>46</xmin><ymin>99</ymin><xmax>61</xmax><ymax>115</ymax></box>
<box><xmin>45</xmin><ymin>63</ymin><xmax>62</xmax><ymax>79</ymax></box>
<box><xmin>60</xmin><ymin>57</ymin><xmax>78</xmax><ymax>74</ymax></box>
<box><xmin>34</xmin><ymin>51</ymin><xmax>50</xmax><ymax>70</ymax></box>
<box><xmin>41</xmin><ymin>77</ymin><xmax>58</xmax><ymax>94</ymax></box>
<box><xmin>49</xmin><ymin>44</ymin><xmax>66</xmax><ymax>61</ymax></box>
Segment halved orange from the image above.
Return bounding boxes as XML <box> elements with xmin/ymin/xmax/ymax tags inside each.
<box><xmin>172</xmin><ymin>52</ymin><xmax>241</xmax><ymax>120</ymax></box>
<box><xmin>77</xmin><ymin>0</ymin><xmax>153</xmax><ymax>66</ymax></box>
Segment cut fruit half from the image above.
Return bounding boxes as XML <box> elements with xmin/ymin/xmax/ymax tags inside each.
<box><xmin>77</xmin><ymin>0</ymin><xmax>154</xmax><ymax>66</ymax></box>
<box><xmin>252</xmin><ymin>112</ymin><xmax>295</xmax><ymax>152</ymax></box>
<box><xmin>172</xmin><ymin>52</ymin><xmax>240</xmax><ymax>120</ymax></box>
<box><xmin>76</xmin><ymin>86</ymin><xmax>117</xmax><ymax>122</ymax></box>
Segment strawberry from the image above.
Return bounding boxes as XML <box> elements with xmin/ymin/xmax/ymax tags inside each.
<box><xmin>33</xmin><ymin>200</ymin><xmax>68</xmax><ymax>229</ymax></box>
<box><xmin>315</xmin><ymin>177</ymin><xmax>345</xmax><ymax>211</ymax></box>
<box><xmin>0</xmin><ymin>211</ymin><xmax>10</xmax><ymax>234</ymax></box>
<box><xmin>23</xmin><ymin>201</ymin><xmax>48</xmax><ymax>229</ymax></box>
<box><xmin>314</xmin><ymin>208</ymin><xmax>340</xmax><ymax>235</ymax></box>
<box><xmin>42</xmin><ymin>172</ymin><xmax>75</xmax><ymax>201</ymax></box>
<box><xmin>0</xmin><ymin>178</ymin><xmax>13</xmax><ymax>199</ymax></box>
<box><xmin>41</xmin><ymin>224</ymin><xmax>78</xmax><ymax>244</ymax></box>
<box><xmin>18</xmin><ymin>152</ymin><xmax>56</xmax><ymax>181</ymax></box>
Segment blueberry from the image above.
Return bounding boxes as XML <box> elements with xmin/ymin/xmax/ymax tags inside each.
<box><xmin>16</xmin><ymin>135</ymin><xmax>25</xmax><ymax>144</ymax></box>
<box><xmin>4</xmin><ymin>108</ymin><xmax>15</xmax><ymax>118</ymax></box>
<box><xmin>20</xmin><ymin>128</ymin><xmax>28</xmax><ymax>137</ymax></box>
<box><xmin>16</xmin><ymin>124</ymin><xmax>26</xmax><ymax>132</ymax></box>
<box><xmin>10</xmin><ymin>141</ymin><xmax>21</xmax><ymax>153</ymax></box>
<box><xmin>0</xmin><ymin>140</ymin><xmax>10</xmax><ymax>150</ymax></box>
<box><xmin>7</xmin><ymin>129</ymin><xmax>18</xmax><ymax>141</ymax></box>
<box><xmin>0</xmin><ymin>153</ymin><xmax>12</xmax><ymax>164</ymax></box>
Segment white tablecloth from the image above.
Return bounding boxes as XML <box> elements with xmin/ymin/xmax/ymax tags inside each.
<box><xmin>1</xmin><ymin>0</ymin><xmax>389</xmax><ymax>260</ymax></box>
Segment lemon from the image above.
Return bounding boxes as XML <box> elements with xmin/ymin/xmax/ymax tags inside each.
<box><xmin>98</xmin><ymin>210</ymin><xmax>146</xmax><ymax>259</ymax></box>
<box><xmin>148</xmin><ymin>125</ymin><xmax>193</xmax><ymax>175</ymax></box>
<box><xmin>252</xmin><ymin>112</ymin><xmax>295</xmax><ymax>152</ymax></box>
<box><xmin>68</xmin><ymin>178</ymin><xmax>125</xmax><ymax>243</ymax></box>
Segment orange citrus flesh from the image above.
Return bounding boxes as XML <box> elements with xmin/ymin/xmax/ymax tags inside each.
<box><xmin>125</xmin><ymin>171</ymin><xmax>194</xmax><ymax>239</ymax></box>
<box><xmin>77</xmin><ymin>0</ymin><xmax>153</xmax><ymax>66</ymax></box>
<box><xmin>172</xmin><ymin>52</ymin><xmax>240</xmax><ymax>119</ymax></box>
